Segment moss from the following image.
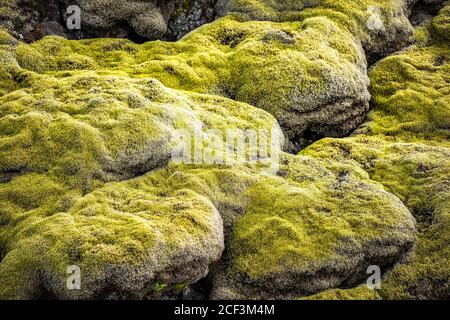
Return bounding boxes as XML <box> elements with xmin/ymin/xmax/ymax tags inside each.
<box><xmin>368</xmin><ymin>4</ymin><xmax>450</xmax><ymax>142</ymax></box>
<box><xmin>0</xmin><ymin>39</ymin><xmax>284</xmax><ymax>298</ymax></box>
<box><xmin>302</xmin><ymin>135</ymin><xmax>450</xmax><ymax>299</ymax></box>
<box><xmin>213</xmin><ymin>152</ymin><xmax>415</xmax><ymax>298</ymax></box>
<box><xmin>220</xmin><ymin>0</ymin><xmax>413</xmax><ymax>55</ymax></box>
<box><xmin>0</xmin><ymin>70</ymin><xmax>281</xmax><ymax>184</ymax></box>
<box><xmin>0</xmin><ymin>0</ymin><xmax>448</xmax><ymax>300</ymax></box>
<box><xmin>152</xmin><ymin>283</ymin><xmax>168</xmax><ymax>293</ymax></box>
<box><xmin>431</xmin><ymin>4</ymin><xmax>450</xmax><ymax>42</ymax></box>
<box><xmin>0</xmin><ymin>0</ymin><xmax>412</xmax><ymax>141</ymax></box>
<box><xmin>0</xmin><ymin>1</ymin><xmax>412</xmax><ymax>141</ymax></box>
<box><xmin>295</xmin><ymin>8</ymin><xmax>450</xmax><ymax>298</ymax></box>
<box><xmin>174</xmin><ymin>282</ymin><xmax>189</xmax><ymax>292</ymax></box>
<box><xmin>0</xmin><ymin>170</ymin><xmax>225</xmax><ymax>299</ymax></box>
<box><xmin>369</xmin><ymin>45</ymin><xmax>450</xmax><ymax>141</ymax></box>
<box><xmin>0</xmin><ymin>28</ymin><xmax>17</xmax><ymax>46</ymax></box>
<box><xmin>6</xmin><ymin>15</ymin><xmax>370</xmax><ymax>140</ymax></box>
<box><xmin>302</xmin><ymin>285</ymin><xmax>381</xmax><ymax>300</ymax></box>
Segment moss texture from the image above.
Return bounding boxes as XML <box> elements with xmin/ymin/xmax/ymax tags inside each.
<box><xmin>217</xmin><ymin>0</ymin><xmax>414</xmax><ymax>58</ymax></box>
<box><xmin>1</xmin><ymin>14</ymin><xmax>371</xmax><ymax>141</ymax></box>
<box><xmin>302</xmin><ymin>285</ymin><xmax>381</xmax><ymax>300</ymax></box>
<box><xmin>210</xmin><ymin>153</ymin><xmax>415</xmax><ymax>299</ymax></box>
<box><xmin>0</xmin><ymin>0</ymin><xmax>449</xmax><ymax>300</ymax></box>
<box><xmin>299</xmin><ymin>5</ymin><xmax>450</xmax><ymax>299</ymax></box>
<box><xmin>0</xmin><ymin>0</ymin><xmax>416</xmax><ymax>142</ymax></box>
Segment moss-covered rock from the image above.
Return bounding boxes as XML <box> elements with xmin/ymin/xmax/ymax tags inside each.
<box><xmin>2</xmin><ymin>14</ymin><xmax>372</xmax><ymax>144</ymax></box>
<box><xmin>431</xmin><ymin>3</ymin><xmax>450</xmax><ymax>40</ymax></box>
<box><xmin>0</xmin><ymin>176</ymin><xmax>225</xmax><ymax>299</ymax></box>
<box><xmin>0</xmin><ymin>36</ymin><xmax>283</xmax><ymax>298</ymax></box>
<box><xmin>0</xmin><ymin>1</ymin><xmax>448</xmax><ymax>300</ymax></box>
<box><xmin>209</xmin><ymin>153</ymin><xmax>415</xmax><ymax>299</ymax></box>
<box><xmin>303</xmin><ymin>136</ymin><xmax>450</xmax><ymax>299</ymax></box>
<box><xmin>299</xmin><ymin>6</ymin><xmax>450</xmax><ymax>299</ymax></box>
<box><xmin>217</xmin><ymin>0</ymin><xmax>414</xmax><ymax>60</ymax></box>
<box><xmin>368</xmin><ymin>43</ymin><xmax>449</xmax><ymax>141</ymax></box>
<box><xmin>302</xmin><ymin>285</ymin><xmax>381</xmax><ymax>300</ymax></box>
<box><xmin>0</xmin><ymin>1</ymin><xmax>418</xmax><ymax>145</ymax></box>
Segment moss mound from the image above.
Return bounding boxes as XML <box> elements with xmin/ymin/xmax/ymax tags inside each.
<box><xmin>1</xmin><ymin>14</ymin><xmax>371</xmax><ymax>143</ymax></box>
<box><xmin>218</xmin><ymin>0</ymin><xmax>414</xmax><ymax>58</ymax></box>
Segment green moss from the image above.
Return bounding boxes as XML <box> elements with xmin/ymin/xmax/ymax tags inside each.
<box><xmin>0</xmin><ymin>28</ymin><xmax>17</xmax><ymax>46</ymax></box>
<box><xmin>152</xmin><ymin>282</ymin><xmax>168</xmax><ymax>292</ymax></box>
<box><xmin>221</xmin><ymin>0</ymin><xmax>413</xmax><ymax>52</ymax></box>
<box><xmin>302</xmin><ymin>285</ymin><xmax>381</xmax><ymax>300</ymax></box>
<box><xmin>0</xmin><ymin>0</ymin><xmax>448</xmax><ymax>300</ymax></box>
<box><xmin>1</xmin><ymin>1</ymin><xmax>412</xmax><ymax>141</ymax></box>
<box><xmin>299</xmin><ymin>10</ymin><xmax>450</xmax><ymax>297</ymax></box>
<box><xmin>174</xmin><ymin>282</ymin><xmax>189</xmax><ymax>292</ymax></box>
<box><xmin>367</xmin><ymin>4</ymin><xmax>450</xmax><ymax>142</ymax></box>
<box><xmin>431</xmin><ymin>4</ymin><xmax>450</xmax><ymax>42</ymax></box>
<box><xmin>303</xmin><ymin>133</ymin><xmax>449</xmax><ymax>300</ymax></box>
<box><xmin>224</xmin><ymin>153</ymin><xmax>414</xmax><ymax>295</ymax></box>
<box><xmin>0</xmin><ymin>36</ymin><xmax>285</xmax><ymax>297</ymax></box>
<box><xmin>0</xmin><ymin>168</ymin><xmax>226</xmax><ymax>298</ymax></box>
<box><xmin>5</xmin><ymin>15</ymin><xmax>369</xmax><ymax>139</ymax></box>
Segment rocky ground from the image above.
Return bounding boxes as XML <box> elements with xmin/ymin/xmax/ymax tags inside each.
<box><xmin>0</xmin><ymin>0</ymin><xmax>448</xmax><ymax>299</ymax></box>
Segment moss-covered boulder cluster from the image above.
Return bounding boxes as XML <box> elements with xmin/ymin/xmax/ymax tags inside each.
<box><xmin>0</xmin><ymin>0</ymin><xmax>448</xmax><ymax>299</ymax></box>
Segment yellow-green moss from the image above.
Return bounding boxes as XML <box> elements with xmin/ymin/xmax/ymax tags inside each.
<box><xmin>431</xmin><ymin>4</ymin><xmax>450</xmax><ymax>42</ymax></box>
<box><xmin>369</xmin><ymin>45</ymin><xmax>450</xmax><ymax>141</ymax></box>
<box><xmin>0</xmin><ymin>0</ymin><xmax>449</xmax><ymax>300</ymax></box>
<box><xmin>302</xmin><ymin>135</ymin><xmax>450</xmax><ymax>299</ymax></box>
<box><xmin>0</xmin><ymin>166</ymin><xmax>227</xmax><ymax>298</ymax></box>
<box><xmin>209</xmin><ymin>151</ymin><xmax>415</xmax><ymax>298</ymax></box>
<box><xmin>0</xmin><ymin>1</ymin><xmax>414</xmax><ymax>140</ymax></box>
<box><xmin>295</xmin><ymin>7</ymin><xmax>450</xmax><ymax>298</ymax></box>
<box><xmin>220</xmin><ymin>0</ymin><xmax>413</xmax><ymax>55</ymax></box>
<box><xmin>3</xmin><ymin>15</ymin><xmax>370</xmax><ymax>139</ymax></box>
<box><xmin>368</xmin><ymin>4</ymin><xmax>450</xmax><ymax>142</ymax></box>
<box><xmin>302</xmin><ymin>285</ymin><xmax>381</xmax><ymax>300</ymax></box>
<box><xmin>0</xmin><ymin>41</ymin><xmax>283</xmax><ymax>298</ymax></box>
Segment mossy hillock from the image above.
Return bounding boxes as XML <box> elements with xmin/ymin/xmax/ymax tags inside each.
<box><xmin>0</xmin><ymin>0</ymin><xmax>448</xmax><ymax>300</ymax></box>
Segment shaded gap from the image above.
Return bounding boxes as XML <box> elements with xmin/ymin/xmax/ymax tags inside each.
<box><xmin>409</xmin><ymin>1</ymin><xmax>444</xmax><ymax>27</ymax></box>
